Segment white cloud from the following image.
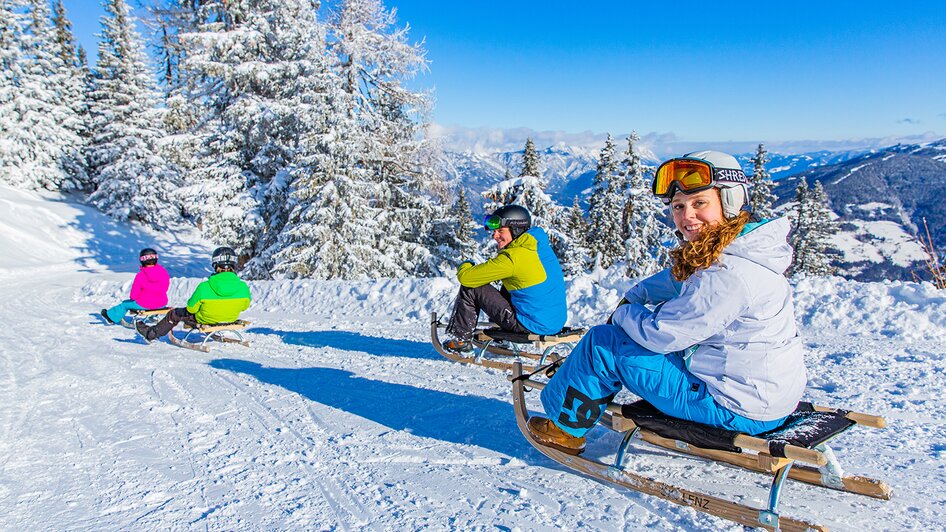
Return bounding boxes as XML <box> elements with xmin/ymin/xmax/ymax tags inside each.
<box><xmin>427</xmin><ymin>124</ymin><xmax>945</xmax><ymax>158</ymax></box>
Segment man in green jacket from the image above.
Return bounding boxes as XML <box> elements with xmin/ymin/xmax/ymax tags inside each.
<box><xmin>444</xmin><ymin>205</ymin><xmax>567</xmax><ymax>352</ymax></box>
<box><xmin>136</xmin><ymin>247</ymin><xmax>251</xmax><ymax>342</ymax></box>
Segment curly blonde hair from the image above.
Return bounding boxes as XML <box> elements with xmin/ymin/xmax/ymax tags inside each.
<box><xmin>670</xmin><ymin>209</ymin><xmax>752</xmax><ymax>281</ymax></box>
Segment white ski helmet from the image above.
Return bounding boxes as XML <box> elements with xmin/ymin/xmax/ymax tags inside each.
<box><xmin>659</xmin><ymin>150</ymin><xmax>750</xmax><ymax>219</ymax></box>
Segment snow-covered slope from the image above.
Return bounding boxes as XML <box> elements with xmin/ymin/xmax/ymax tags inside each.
<box><xmin>1</xmin><ymin>184</ymin><xmax>944</xmax><ymax>530</ymax></box>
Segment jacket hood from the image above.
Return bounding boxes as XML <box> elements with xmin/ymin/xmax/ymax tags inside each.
<box><xmin>724</xmin><ymin>217</ymin><xmax>793</xmax><ymax>275</ymax></box>
<box><xmin>140</xmin><ymin>264</ymin><xmax>168</xmax><ymax>282</ymax></box>
<box><xmin>207</xmin><ymin>271</ymin><xmax>242</xmax><ymax>297</ymax></box>
<box><xmin>506</xmin><ymin>226</ymin><xmax>547</xmax><ymax>252</ymax></box>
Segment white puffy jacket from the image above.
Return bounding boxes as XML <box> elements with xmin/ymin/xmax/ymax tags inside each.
<box><xmin>611</xmin><ymin>217</ymin><xmax>807</xmax><ymax>420</ymax></box>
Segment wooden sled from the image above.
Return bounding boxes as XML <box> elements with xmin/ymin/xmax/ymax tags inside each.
<box><xmin>119</xmin><ymin>307</ymin><xmax>172</xmax><ymax>329</ymax></box>
<box><xmin>510</xmin><ymin>362</ymin><xmax>890</xmax><ymax>531</ymax></box>
<box><xmin>431</xmin><ymin>311</ymin><xmax>584</xmax><ymax>372</ymax></box>
<box><xmin>168</xmin><ymin>320</ymin><xmax>251</xmax><ymax>352</ymax></box>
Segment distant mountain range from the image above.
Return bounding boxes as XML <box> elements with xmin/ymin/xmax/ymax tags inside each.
<box><xmin>444</xmin><ymin>138</ymin><xmax>946</xmax><ymax>282</ymax></box>
<box><xmin>772</xmin><ymin>139</ymin><xmax>946</xmax><ymax>281</ymax></box>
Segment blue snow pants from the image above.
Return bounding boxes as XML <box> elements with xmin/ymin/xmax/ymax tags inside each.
<box><xmin>105</xmin><ymin>299</ymin><xmax>145</xmax><ymax>324</ymax></box>
<box><xmin>539</xmin><ymin>324</ymin><xmax>788</xmax><ymax>437</ymax></box>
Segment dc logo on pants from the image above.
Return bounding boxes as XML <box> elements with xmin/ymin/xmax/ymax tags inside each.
<box><xmin>557</xmin><ymin>386</ymin><xmax>614</xmax><ymax>430</ymax></box>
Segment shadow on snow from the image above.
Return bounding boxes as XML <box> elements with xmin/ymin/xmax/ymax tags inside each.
<box><xmin>63</xmin><ymin>194</ymin><xmax>209</xmax><ymax>276</ymax></box>
<box><xmin>209</xmin><ymin>357</ymin><xmax>528</xmax><ymax>457</ymax></box>
<box><xmin>249</xmin><ymin>327</ymin><xmax>440</xmax><ymax>361</ymax></box>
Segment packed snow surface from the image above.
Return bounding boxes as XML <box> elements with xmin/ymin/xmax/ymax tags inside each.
<box><xmin>1</xmin><ymin>185</ymin><xmax>945</xmax><ymax>530</ymax></box>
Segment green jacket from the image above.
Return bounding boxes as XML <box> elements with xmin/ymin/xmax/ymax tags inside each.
<box><xmin>186</xmin><ymin>271</ymin><xmax>251</xmax><ymax>324</ymax></box>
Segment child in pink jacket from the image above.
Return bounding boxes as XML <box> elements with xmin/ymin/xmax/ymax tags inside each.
<box><xmin>101</xmin><ymin>248</ymin><xmax>171</xmax><ymax>324</ymax></box>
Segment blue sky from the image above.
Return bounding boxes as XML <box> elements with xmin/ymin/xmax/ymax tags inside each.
<box><xmin>62</xmin><ymin>1</ymin><xmax>946</xmax><ymax>145</ymax></box>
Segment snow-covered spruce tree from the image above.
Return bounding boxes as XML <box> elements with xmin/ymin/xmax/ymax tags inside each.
<box><xmin>321</xmin><ymin>0</ymin><xmax>442</xmax><ymax>278</ymax></box>
<box><xmin>587</xmin><ymin>134</ymin><xmax>625</xmax><ymax>269</ymax></box>
<box><xmin>0</xmin><ymin>0</ymin><xmax>86</xmax><ymax>191</ymax></box>
<box><xmin>270</xmin><ymin>145</ymin><xmax>384</xmax><ymax>279</ymax></box>
<box><xmin>170</xmin><ymin>0</ymin><xmax>337</xmax><ymax>274</ymax></box>
<box><xmin>0</xmin><ymin>1</ymin><xmax>26</xmax><ymax>185</ymax></box>
<box><xmin>145</xmin><ymin>0</ymin><xmax>202</xmax><ymax>92</ymax></box>
<box><xmin>520</xmin><ymin>137</ymin><xmax>540</xmax><ymax>178</ymax></box>
<box><xmin>560</xmin><ymin>196</ymin><xmax>590</xmax><ymax>276</ymax></box>
<box><xmin>425</xmin><ymin>187</ymin><xmax>481</xmax><ymax>270</ymax></box>
<box><xmin>261</xmin><ymin>0</ymin><xmax>444</xmax><ymax>280</ymax></box>
<box><xmin>87</xmin><ymin>0</ymin><xmax>181</xmax><ymax>227</ymax></box>
<box><xmin>51</xmin><ymin>0</ymin><xmax>91</xmax><ymax>189</ymax></box>
<box><xmin>483</xmin><ymin>137</ymin><xmax>559</xmax><ymax>228</ymax></box>
<box><xmin>788</xmin><ymin>177</ymin><xmax>837</xmax><ymax>277</ymax></box>
<box><xmin>481</xmin><ymin>139</ymin><xmax>570</xmax><ymax>261</ymax></box>
<box><xmin>749</xmin><ymin>143</ymin><xmax>776</xmax><ymax>219</ymax></box>
<box><xmin>621</xmin><ymin>132</ymin><xmax>672</xmax><ymax>277</ymax></box>
<box><xmin>147</xmin><ymin>1</ymin><xmax>215</xmax><ymax>182</ymax></box>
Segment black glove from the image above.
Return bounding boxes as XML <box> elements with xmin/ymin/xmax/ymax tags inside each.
<box><xmin>606</xmin><ymin>297</ymin><xmax>630</xmax><ymax>325</ymax></box>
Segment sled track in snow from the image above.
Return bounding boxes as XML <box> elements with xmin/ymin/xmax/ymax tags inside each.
<box><xmin>208</xmin><ymin>366</ymin><xmax>374</xmax><ymax>529</ymax></box>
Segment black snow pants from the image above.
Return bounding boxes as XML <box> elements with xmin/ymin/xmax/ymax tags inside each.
<box><xmin>150</xmin><ymin>307</ymin><xmax>199</xmax><ymax>339</ymax></box>
<box><xmin>445</xmin><ymin>284</ymin><xmax>531</xmax><ymax>341</ymax></box>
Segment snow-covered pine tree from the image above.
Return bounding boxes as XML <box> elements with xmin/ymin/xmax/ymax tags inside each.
<box><xmin>149</xmin><ymin>1</ymin><xmax>212</xmax><ymax>181</ymax></box>
<box><xmin>621</xmin><ymin>132</ymin><xmax>672</xmax><ymax>277</ymax></box>
<box><xmin>587</xmin><ymin>134</ymin><xmax>625</xmax><ymax>269</ymax></box>
<box><xmin>520</xmin><ymin>137</ymin><xmax>540</xmax><ymax>178</ymax></box>
<box><xmin>0</xmin><ymin>0</ymin><xmax>85</xmax><ymax>191</ymax></box>
<box><xmin>450</xmin><ymin>187</ymin><xmax>480</xmax><ymax>260</ymax></box>
<box><xmin>481</xmin><ymin>138</ymin><xmax>570</xmax><ymax>262</ymax></box>
<box><xmin>170</xmin><ymin>0</ymin><xmax>339</xmax><ymax>274</ymax></box>
<box><xmin>0</xmin><ymin>1</ymin><xmax>26</xmax><ymax>185</ymax></box>
<box><xmin>51</xmin><ymin>0</ymin><xmax>91</xmax><ymax>189</ymax></box>
<box><xmin>788</xmin><ymin>177</ymin><xmax>837</xmax><ymax>276</ymax></box>
<box><xmin>749</xmin><ymin>143</ymin><xmax>777</xmax><ymax>219</ymax></box>
<box><xmin>560</xmin><ymin>196</ymin><xmax>590</xmax><ymax>276</ymax></box>
<box><xmin>324</xmin><ymin>0</ymin><xmax>441</xmax><ymax>277</ymax></box>
<box><xmin>483</xmin><ymin>137</ymin><xmax>558</xmax><ymax>228</ymax></box>
<box><xmin>425</xmin><ymin>187</ymin><xmax>481</xmax><ymax>271</ymax></box>
<box><xmin>87</xmin><ymin>0</ymin><xmax>182</xmax><ymax>227</ymax></box>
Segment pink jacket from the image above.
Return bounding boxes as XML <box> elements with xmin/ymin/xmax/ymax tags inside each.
<box><xmin>130</xmin><ymin>264</ymin><xmax>170</xmax><ymax>309</ymax></box>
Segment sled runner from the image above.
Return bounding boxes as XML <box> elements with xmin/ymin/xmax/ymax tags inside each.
<box><xmin>119</xmin><ymin>307</ymin><xmax>172</xmax><ymax>329</ymax></box>
<box><xmin>431</xmin><ymin>312</ymin><xmax>585</xmax><ymax>372</ymax></box>
<box><xmin>510</xmin><ymin>362</ymin><xmax>890</xmax><ymax>531</ymax></box>
<box><xmin>168</xmin><ymin>320</ymin><xmax>251</xmax><ymax>352</ymax></box>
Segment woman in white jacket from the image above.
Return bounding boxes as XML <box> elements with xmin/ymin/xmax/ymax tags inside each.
<box><xmin>528</xmin><ymin>150</ymin><xmax>808</xmax><ymax>455</ymax></box>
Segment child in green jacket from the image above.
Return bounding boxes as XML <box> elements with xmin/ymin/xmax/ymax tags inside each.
<box><xmin>136</xmin><ymin>247</ymin><xmax>251</xmax><ymax>342</ymax></box>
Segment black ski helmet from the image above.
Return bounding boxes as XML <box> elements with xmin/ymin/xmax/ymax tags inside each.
<box><xmin>139</xmin><ymin>247</ymin><xmax>158</xmax><ymax>266</ymax></box>
<box><xmin>211</xmin><ymin>246</ymin><xmax>238</xmax><ymax>271</ymax></box>
<box><xmin>487</xmin><ymin>205</ymin><xmax>532</xmax><ymax>238</ymax></box>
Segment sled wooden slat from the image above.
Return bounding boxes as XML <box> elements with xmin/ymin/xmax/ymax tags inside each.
<box><xmin>813</xmin><ymin>405</ymin><xmax>886</xmax><ymax>429</ymax></box>
<box><xmin>629</xmin><ymin>424</ymin><xmax>891</xmax><ymax>499</ymax></box>
<box><xmin>120</xmin><ymin>307</ymin><xmax>172</xmax><ymax>328</ymax></box>
<box><xmin>510</xmin><ymin>364</ymin><xmax>826</xmax><ymax>531</ymax></box>
<box><xmin>168</xmin><ymin>320</ymin><xmax>251</xmax><ymax>352</ymax></box>
<box><xmin>474</xmin><ymin>329</ymin><xmax>586</xmax><ymax>346</ymax></box>
<box><xmin>129</xmin><ymin>307</ymin><xmax>172</xmax><ymax>317</ymax></box>
<box><xmin>522</xmin><ymin>376</ymin><xmax>824</xmax><ymax>466</ymax></box>
<box><xmin>194</xmin><ymin>319</ymin><xmax>251</xmax><ymax>333</ymax></box>
<box><xmin>517</xmin><ymin>374</ymin><xmax>891</xmax><ymax>500</ymax></box>
<box><xmin>430</xmin><ymin>312</ymin><xmax>571</xmax><ymax>372</ymax></box>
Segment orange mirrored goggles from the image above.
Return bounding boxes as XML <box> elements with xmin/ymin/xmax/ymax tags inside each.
<box><xmin>652</xmin><ymin>158</ymin><xmax>749</xmax><ymax>199</ymax></box>
<box><xmin>652</xmin><ymin>158</ymin><xmax>717</xmax><ymax>198</ymax></box>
